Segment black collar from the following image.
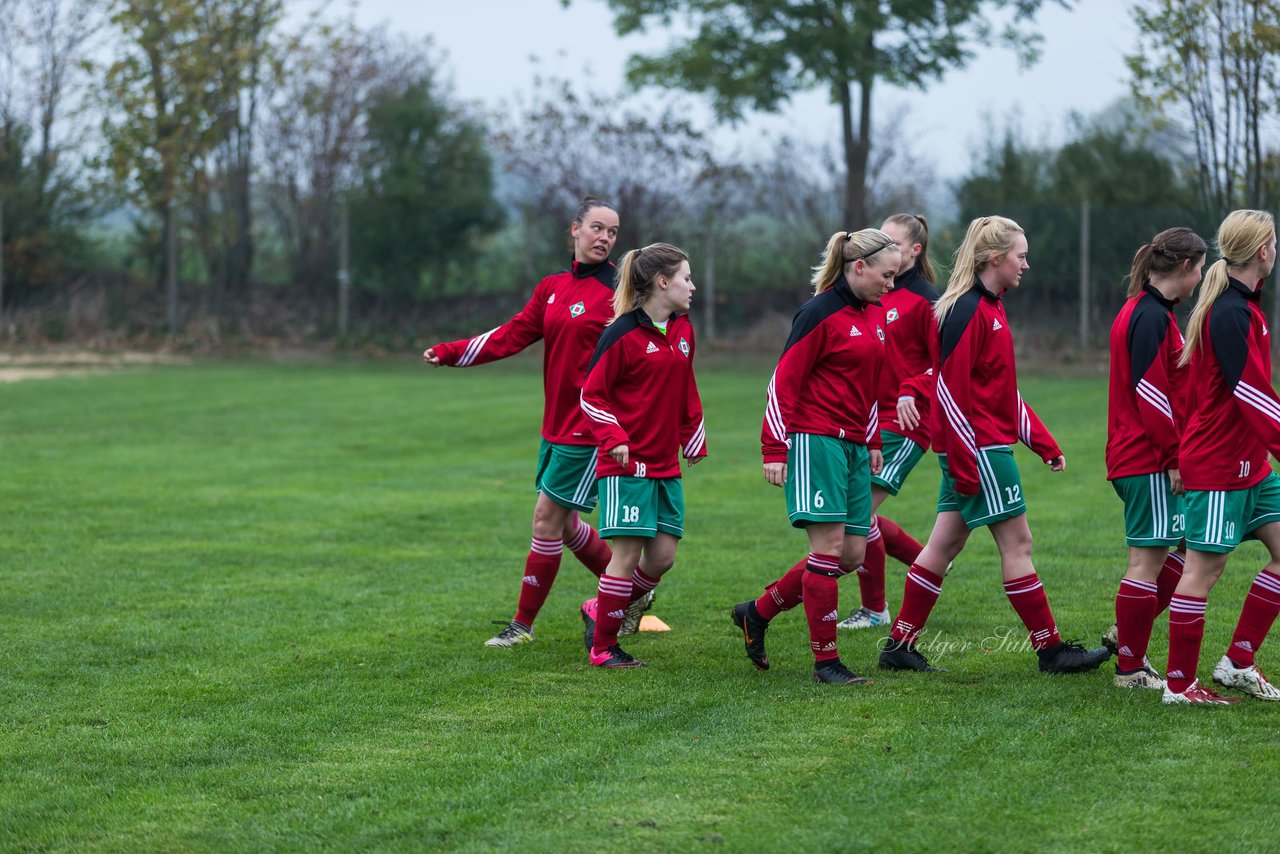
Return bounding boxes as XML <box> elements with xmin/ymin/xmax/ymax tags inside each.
<box><xmin>572</xmin><ymin>258</ymin><xmax>611</xmax><ymax>279</ymax></box>
<box><xmin>1228</xmin><ymin>276</ymin><xmax>1264</xmax><ymax>303</ymax></box>
<box><xmin>630</xmin><ymin>307</ymin><xmax>683</xmax><ymax>328</ymax></box>
<box><xmin>894</xmin><ymin>266</ymin><xmax>923</xmax><ymax>289</ymax></box>
<box><xmin>834</xmin><ymin>275</ymin><xmax>868</xmax><ymax>309</ymax></box>
<box><xmin>1142</xmin><ymin>283</ymin><xmax>1177</xmax><ymax>309</ymax></box>
<box><xmin>974</xmin><ymin>277</ymin><xmax>1001</xmax><ymax>301</ymax></box>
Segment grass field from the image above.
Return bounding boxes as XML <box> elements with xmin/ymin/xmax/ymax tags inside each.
<box><xmin>2</xmin><ymin>354</ymin><xmax>1279</xmax><ymax>851</ymax></box>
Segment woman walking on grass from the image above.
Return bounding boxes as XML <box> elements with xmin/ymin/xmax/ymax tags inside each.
<box><xmin>578</xmin><ymin>242</ymin><xmax>707</xmax><ymax>668</ymax></box>
<box><xmin>1161</xmin><ymin>210</ymin><xmax>1280</xmax><ymax>704</ymax></box>
<box><xmin>730</xmin><ymin>228</ymin><xmax>897</xmax><ymax>685</ymax></box>
<box><xmin>840</xmin><ymin>213</ymin><xmax>941</xmax><ymax>632</ymax></box>
<box><xmin>875</xmin><ymin>215</ymin><xmax>1111</xmax><ymax>676</ymax></box>
<box><xmin>425</xmin><ymin>198</ymin><xmax>652</xmax><ymax>649</ymax></box>
<box><xmin>1102</xmin><ymin>227</ymin><xmax>1206</xmax><ymax>690</ymax></box>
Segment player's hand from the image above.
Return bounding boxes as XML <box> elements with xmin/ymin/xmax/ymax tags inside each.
<box><xmin>424</xmin><ymin>347</ymin><xmax>443</xmax><ymax>366</ymax></box>
<box><xmin>896</xmin><ymin>396</ymin><xmax>920</xmax><ymax>431</ymax></box>
<box><xmin>685</xmin><ymin>455</ymin><xmax>703</xmax><ymax>466</ymax></box>
<box><xmin>1168</xmin><ymin>467</ymin><xmax>1184</xmax><ymax>495</ymax></box>
<box><xmin>869</xmin><ymin>449</ymin><xmax>884</xmax><ymax>476</ymax></box>
<box><xmin>1049</xmin><ymin>454</ymin><xmax>1066</xmax><ymax>472</ymax></box>
<box><xmin>609</xmin><ymin>444</ymin><xmax>629</xmax><ymax>467</ymax></box>
<box><xmin>763</xmin><ymin>462</ymin><xmax>787</xmax><ymax>487</ymax></box>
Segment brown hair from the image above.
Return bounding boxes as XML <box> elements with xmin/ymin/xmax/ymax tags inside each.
<box><xmin>1124</xmin><ymin>227</ymin><xmax>1207</xmax><ymax>298</ymax></box>
<box><xmin>884</xmin><ymin>213</ymin><xmax>936</xmax><ymax>284</ymax></box>
<box><xmin>613</xmin><ymin>242</ymin><xmax>689</xmax><ymax>320</ymax></box>
<box><xmin>568</xmin><ymin>195</ymin><xmax>618</xmax><ymax>247</ymax></box>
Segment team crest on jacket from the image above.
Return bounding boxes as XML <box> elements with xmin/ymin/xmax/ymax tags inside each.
<box><xmin>570</xmin><ymin>301</ymin><xmax>585</xmax><ymax>317</ymax></box>
<box><xmin>678</xmin><ymin>337</ymin><xmax>690</xmax><ymax>356</ymax></box>
<box><xmin>876</xmin><ymin>326</ymin><xmax>885</xmax><ymax>341</ymax></box>
<box><xmin>886</xmin><ymin>308</ymin><xmax>900</xmax><ymax>323</ymax></box>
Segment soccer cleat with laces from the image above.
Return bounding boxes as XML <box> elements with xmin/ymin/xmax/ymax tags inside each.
<box><xmin>1212</xmin><ymin>656</ymin><xmax>1280</xmax><ymax>701</ymax></box>
<box><xmin>1163</xmin><ymin>679</ymin><xmax>1241</xmax><ymax>705</ymax></box>
<box><xmin>1037</xmin><ymin>640</ymin><xmax>1111</xmax><ymax>674</ymax></box>
<box><xmin>837</xmin><ymin>606</ymin><xmax>892</xmax><ymax>631</ymax></box>
<box><xmin>588</xmin><ymin>644</ymin><xmax>646</xmax><ymax>668</ymax></box>
<box><xmin>484</xmin><ymin>620</ymin><xmax>535</xmax><ymax>648</ymax></box>
<box><xmin>1114</xmin><ymin>663</ymin><xmax>1165</xmax><ymax>690</ymax></box>
<box><xmin>730</xmin><ymin>600</ymin><xmax>770</xmax><ymax>671</ymax></box>
<box><xmin>813</xmin><ymin>659</ymin><xmax>872</xmax><ymax>685</ymax></box>
<box><xmin>619</xmin><ymin>589</ymin><xmax>656</xmax><ymax>636</ymax></box>
<box><xmin>878</xmin><ymin>638</ymin><xmax>945</xmax><ymax>672</ymax></box>
<box><xmin>580</xmin><ymin>598</ymin><xmax>598</xmax><ymax>653</ymax></box>
<box><xmin>1101</xmin><ymin>622</ymin><xmax>1119</xmax><ymax>655</ymax></box>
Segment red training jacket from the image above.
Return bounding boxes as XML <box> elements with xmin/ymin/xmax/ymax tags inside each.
<box><xmin>579</xmin><ymin>309</ymin><xmax>706</xmax><ymax>479</ymax></box>
<box><xmin>877</xmin><ymin>265</ymin><xmax>940</xmax><ymax>448</ymax></box>
<box><xmin>1180</xmin><ymin>277</ymin><xmax>1280</xmax><ymax>491</ymax></box>
<box><xmin>1106</xmin><ymin>285</ymin><xmax>1187</xmax><ymax>480</ymax></box>
<box><xmin>933</xmin><ymin>280</ymin><xmax>1061</xmax><ymax>495</ymax></box>
<box><xmin>429</xmin><ymin>259</ymin><xmax>615</xmax><ymax>445</ymax></box>
<box><xmin>761</xmin><ymin>276</ymin><xmax>886</xmax><ymax>464</ymax></box>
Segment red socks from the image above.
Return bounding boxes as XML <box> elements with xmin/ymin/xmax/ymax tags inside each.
<box><xmin>513</xmin><ymin>537</ymin><xmax>563</xmax><ymax>627</ymax></box>
<box><xmin>1167</xmin><ymin>594</ymin><xmax>1207</xmax><ymax>694</ymax></box>
<box><xmin>565</xmin><ymin>516</ymin><xmax>609</xmax><ymax>577</ymax></box>
<box><xmin>1227</xmin><ymin>569</ymin><xmax>1280</xmax><ymax>667</ymax></box>
<box><xmin>590</xmin><ymin>574</ymin><xmax>633</xmax><ymax>656</ymax></box>
<box><xmin>755</xmin><ymin>557</ymin><xmax>807</xmax><ymax>621</ymax></box>
<box><xmin>1155</xmin><ymin>551</ymin><xmax>1185</xmax><ymax>615</ymax></box>
<box><xmin>1003</xmin><ymin>573</ymin><xmax>1061</xmax><ymax>650</ymax></box>
<box><xmin>630</xmin><ymin>567</ymin><xmax>661</xmax><ymax>603</ymax></box>
<box><xmin>856</xmin><ymin>522</ymin><xmax>888</xmax><ymax>612</ymax></box>
<box><xmin>878</xmin><ymin>515</ymin><xmax>923</xmax><ymax>566</ymax></box>
<box><xmin>889</xmin><ymin>564</ymin><xmax>944</xmax><ymax>644</ymax></box>
<box><xmin>1114</xmin><ymin>577</ymin><xmax>1158</xmax><ymax>672</ymax></box>
<box><xmin>801</xmin><ymin>554</ymin><xmax>843</xmax><ymax>662</ymax></box>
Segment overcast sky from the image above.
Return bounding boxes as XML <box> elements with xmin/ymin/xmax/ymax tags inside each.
<box><xmin>343</xmin><ymin>0</ymin><xmax>1138</xmax><ymax>179</ymax></box>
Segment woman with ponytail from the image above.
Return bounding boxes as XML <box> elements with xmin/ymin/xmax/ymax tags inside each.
<box><xmin>425</xmin><ymin>198</ymin><xmax>636</xmax><ymax>649</ymax></box>
<box><xmin>877</xmin><ymin>215</ymin><xmax>1110</xmax><ymax>676</ymax></box>
<box><xmin>838</xmin><ymin>213</ymin><xmax>941</xmax><ymax>632</ymax></box>
<box><xmin>1102</xmin><ymin>228</ymin><xmax>1206</xmax><ymax>691</ymax></box>
<box><xmin>1162</xmin><ymin>210</ymin><xmax>1280</xmax><ymax>704</ymax></box>
<box><xmin>578</xmin><ymin>243</ymin><xmax>706</xmax><ymax>667</ymax></box>
<box><xmin>730</xmin><ymin>228</ymin><xmax>898</xmax><ymax>685</ymax></box>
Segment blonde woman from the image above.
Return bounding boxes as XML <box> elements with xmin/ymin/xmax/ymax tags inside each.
<box><xmin>877</xmin><ymin>215</ymin><xmax>1110</xmax><ymax>675</ymax></box>
<box><xmin>1164</xmin><ymin>210</ymin><xmax>1280</xmax><ymax>704</ymax></box>
<box><xmin>731</xmin><ymin>228</ymin><xmax>897</xmax><ymax>685</ymax></box>
<box><xmin>579</xmin><ymin>243</ymin><xmax>706</xmax><ymax>668</ymax></box>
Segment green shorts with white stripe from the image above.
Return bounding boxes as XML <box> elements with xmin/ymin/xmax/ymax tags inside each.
<box><xmin>784</xmin><ymin>432</ymin><xmax>873</xmax><ymax>535</ymax></box>
<box><xmin>1111</xmin><ymin>473</ymin><xmax>1186</xmax><ymax>548</ymax></box>
<box><xmin>597</xmin><ymin>475</ymin><xmax>684</xmax><ymax>539</ymax></box>
<box><xmin>869</xmin><ymin>429</ymin><xmax>927</xmax><ymax>496</ymax></box>
<box><xmin>936</xmin><ymin>446</ymin><xmax>1026</xmax><ymax>530</ymax></box>
<box><xmin>535</xmin><ymin>439</ymin><xmax>599</xmax><ymax>512</ymax></box>
<box><xmin>1185</xmin><ymin>472</ymin><xmax>1280</xmax><ymax>554</ymax></box>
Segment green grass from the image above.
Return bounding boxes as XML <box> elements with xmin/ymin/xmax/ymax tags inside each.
<box><xmin>2</xmin><ymin>355</ymin><xmax>1278</xmax><ymax>851</ymax></box>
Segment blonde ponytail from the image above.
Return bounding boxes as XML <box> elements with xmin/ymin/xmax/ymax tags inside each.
<box><xmin>1180</xmin><ymin>210</ymin><xmax>1276</xmax><ymax>366</ymax></box>
<box><xmin>935</xmin><ymin>215</ymin><xmax>1023</xmax><ymax>324</ymax></box>
<box><xmin>811</xmin><ymin>228</ymin><xmax>897</xmax><ymax>295</ymax></box>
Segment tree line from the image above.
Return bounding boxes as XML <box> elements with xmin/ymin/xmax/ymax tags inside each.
<box><xmin>0</xmin><ymin>0</ymin><xmax>1277</xmax><ymax>346</ymax></box>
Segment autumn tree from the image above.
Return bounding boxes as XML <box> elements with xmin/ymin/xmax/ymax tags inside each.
<box><xmin>583</xmin><ymin>0</ymin><xmax>1067</xmax><ymax>226</ymax></box>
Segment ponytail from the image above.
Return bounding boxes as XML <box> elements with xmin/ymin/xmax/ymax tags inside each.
<box><xmin>612</xmin><ymin>242</ymin><xmax>689</xmax><ymax>321</ymax></box>
<box><xmin>935</xmin><ymin>215</ymin><xmax>1023</xmax><ymax>324</ymax></box>
<box><xmin>884</xmin><ymin>212</ymin><xmax>936</xmax><ymax>284</ymax></box>
<box><xmin>811</xmin><ymin>228</ymin><xmax>897</xmax><ymax>295</ymax></box>
<box><xmin>1180</xmin><ymin>210</ymin><xmax>1275</xmax><ymax>366</ymax></box>
<box><xmin>1124</xmin><ymin>227</ymin><xmax>1207</xmax><ymax>299</ymax></box>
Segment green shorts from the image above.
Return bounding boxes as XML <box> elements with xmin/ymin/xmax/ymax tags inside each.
<box><xmin>937</xmin><ymin>447</ymin><xmax>1026</xmax><ymax>530</ymax></box>
<box><xmin>535</xmin><ymin>439</ymin><xmax>599</xmax><ymax>512</ymax></box>
<box><xmin>1185</xmin><ymin>472</ymin><xmax>1280</xmax><ymax>553</ymax></box>
<box><xmin>785</xmin><ymin>433</ymin><xmax>873</xmax><ymax>536</ymax></box>
<box><xmin>598</xmin><ymin>475</ymin><xmax>684</xmax><ymax>539</ymax></box>
<box><xmin>1111</xmin><ymin>473</ymin><xmax>1187</xmax><ymax>548</ymax></box>
<box><xmin>869</xmin><ymin>429</ymin><xmax>927</xmax><ymax>496</ymax></box>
